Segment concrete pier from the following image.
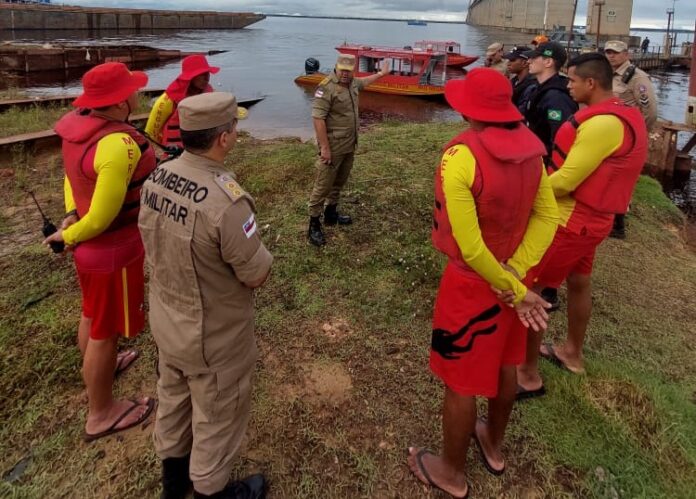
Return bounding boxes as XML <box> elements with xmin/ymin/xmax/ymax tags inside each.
<box><xmin>0</xmin><ymin>3</ymin><xmax>265</xmax><ymax>32</ymax></box>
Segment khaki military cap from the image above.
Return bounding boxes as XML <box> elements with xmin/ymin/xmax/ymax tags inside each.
<box><xmin>178</xmin><ymin>92</ymin><xmax>248</xmax><ymax>131</ymax></box>
<box><xmin>604</xmin><ymin>40</ymin><xmax>628</xmax><ymax>52</ymax></box>
<box><xmin>486</xmin><ymin>42</ymin><xmax>503</xmax><ymax>57</ymax></box>
<box><xmin>336</xmin><ymin>54</ymin><xmax>356</xmax><ymax>71</ymax></box>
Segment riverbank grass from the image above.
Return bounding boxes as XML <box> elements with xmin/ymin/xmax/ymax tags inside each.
<box><xmin>1</xmin><ymin>121</ymin><xmax>695</xmax><ymax>498</ymax></box>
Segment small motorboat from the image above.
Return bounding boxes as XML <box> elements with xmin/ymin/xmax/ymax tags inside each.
<box><xmin>294</xmin><ymin>44</ymin><xmax>466</xmax><ymax>98</ymax></box>
<box><xmin>413</xmin><ymin>40</ymin><xmax>479</xmax><ymax>68</ymax></box>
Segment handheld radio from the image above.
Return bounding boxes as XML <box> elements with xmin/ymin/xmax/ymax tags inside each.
<box><xmin>29</xmin><ymin>191</ymin><xmax>65</xmax><ymax>254</ymax></box>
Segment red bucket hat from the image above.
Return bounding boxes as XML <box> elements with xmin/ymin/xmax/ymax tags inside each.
<box><xmin>178</xmin><ymin>55</ymin><xmax>220</xmax><ymax>81</ymax></box>
<box><xmin>445</xmin><ymin>68</ymin><xmax>522</xmax><ymax>123</ymax></box>
<box><xmin>73</xmin><ymin>62</ymin><xmax>148</xmax><ymax>108</ymax></box>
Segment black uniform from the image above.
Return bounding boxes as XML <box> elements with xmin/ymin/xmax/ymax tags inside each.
<box><xmin>511</xmin><ymin>74</ymin><xmax>537</xmax><ymax>115</ymax></box>
<box><xmin>524</xmin><ymin>73</ymin><xmax>578</xmax><ymax>163</ymax></box>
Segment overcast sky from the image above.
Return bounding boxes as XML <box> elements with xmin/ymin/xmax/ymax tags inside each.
<box><xmin>66</xmin><ymin>1</ymin><xmax>696</xmax><ymax>29</ymax></box>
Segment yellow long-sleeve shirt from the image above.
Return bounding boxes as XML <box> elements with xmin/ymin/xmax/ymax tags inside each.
<box><xmin>442</xmin><ymin>144</ymin><xmax>559</xmax><ymax>304</ymax></box>
<box><xmin>144</xmin><ymin>92</ymin><xmax>175</xmax><ymax>143</ymax></box>
<box><xmin>550</xmin><ymin>114</ymin><xmax>624</xmax><ymax>236</ymax></box>
<box><xmin>63</xmin><ymin>133</ymin><xmax>142</xmax><ymax>245</ymax></box>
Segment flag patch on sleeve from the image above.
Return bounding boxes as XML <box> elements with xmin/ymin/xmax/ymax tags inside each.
<box><xmin>547</xmin><ymin>109</ymin><xmax>562</xmax><ymax>121</ymax></box>
<box><xmin>314</xmin><ymin>88</ymin><xmax>324</xmax><ymax>98</ymax></box>
<box><xmin>243</xmin><ymin>213</ymin><xmax>257</xmax><ymax>238</ymax></box>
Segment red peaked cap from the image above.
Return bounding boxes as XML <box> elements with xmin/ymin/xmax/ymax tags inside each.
<box><xmin>178</xmin><ymin>54</ymin><xmax>220</xmax><ymax>81</ymax></box>
<box><xmin>444</xmin><ymin>68</ymin><xmax>523</xmax><ymax>123</ymax></box>
<box><xmin>72</xmin><ymin>62</ymin><xmax>148</xmax><ymax>108</ymax></box>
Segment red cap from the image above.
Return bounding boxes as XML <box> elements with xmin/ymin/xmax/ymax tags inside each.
<box><xmin>445</xmin><ymin>68</ymin><xmax>522</xmax><ymax>123</ymax></box>
<box><xmin>73</xmin><ymin>62</ymin><xmax>148</xmax><ymax>108</ymax></box>
<box><xmin>178</xmin><ymin>55</ymin><xmax>220</xmax><ymax>81</ymax></box>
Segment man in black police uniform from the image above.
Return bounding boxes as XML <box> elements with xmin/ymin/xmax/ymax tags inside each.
<box><xmin>504</xmin><ymin>46</ymin><xmax>535</xmax><ymax>113</ymax></box>
<box><xmin>523</xmin><ymin>42</ymin><xmax>578</xmax><ymax>164</ymax></box>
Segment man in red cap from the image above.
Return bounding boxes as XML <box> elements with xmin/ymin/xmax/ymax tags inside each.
<box><xmin>146</xmin><ymin>54</ymin><xmax>220</xmax><ymax>149</ymax></box>
<box><xmin>45</xmin><ymin>62</ymin><xmax>157</xmax><ymax>441</ymax></box>
<box><xmin>406</xmin><ymin>68</ymin><xmax>559</xmax><ymax>498</ymax></box>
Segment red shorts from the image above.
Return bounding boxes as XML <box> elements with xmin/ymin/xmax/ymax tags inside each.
<box><xmin>429</xmin><ymin>264</ymin><xmax>526</xmax><ymax>398</ymax></box>
<box><xmin>528</xmin><ymin>226</ymin><xmax>605</xmax><ymax>289</ymax></box>
<box><xmin>74</xmin><ymin>225</ymin><xmax>146</xmax><ymax>340</ymax></box>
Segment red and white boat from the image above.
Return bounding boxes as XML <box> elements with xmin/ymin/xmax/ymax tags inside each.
<box><xmin>295</xmin><ymin>43</ymin><xmax>466</xmax><ymax>98</ymax></box>
<box><xmin>413</xmin><ymin>40</ymin><xmax>479</xmax><ymax>68</ymax></box>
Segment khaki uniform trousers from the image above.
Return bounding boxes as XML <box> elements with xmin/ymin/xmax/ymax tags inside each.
<box><xmin>308</xmin><ymin>151</ymin><xmax>355</xmax><ymax>217</ymax></box>
<box><xmin>154</xmin><ymin>353</ymin><xmax>253</xmax><ymax>495</ymax></box>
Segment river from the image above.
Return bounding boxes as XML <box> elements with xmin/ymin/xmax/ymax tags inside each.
<box><xmin>2</xmin><ymin>16</ymin><xmax>694</xmax><ymax>212</ymax></box>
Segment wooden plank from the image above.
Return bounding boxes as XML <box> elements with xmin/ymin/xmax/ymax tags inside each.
<box><xmin>0</xmin><ymin>89</ymin><xmax>165</xmax><ymax>112</ymax></box>
<box><xmin>0</xmin><ymin>96</ymin><xmax>265</xmax><ymax>152</ymax></box>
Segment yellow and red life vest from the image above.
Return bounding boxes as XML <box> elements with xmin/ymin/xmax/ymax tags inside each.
<box><xmin>548</xmin><ymin>97</ymin><xmax>648</xmax><ymax>214</ymax></box>
<box><xmin>56</xmin><ymin>110</ymin><xmax>157</xmax><ymax>232</ymax></box>
<box><xmin>161</xmin><ymin>81</ymin><xmax>214</xmax><ymax>146</ymax></box>
<box><xmin>432</xmin><ymin>126</ymin><xmax>546</xmax><ymax>275</ymax></box>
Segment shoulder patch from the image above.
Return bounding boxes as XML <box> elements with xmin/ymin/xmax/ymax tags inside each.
<box><xmin>319</xmin><ymin>77</ymin><xmax>330</xmax><ymax>86</ymax></box>
<box><xmin>547</xmin><ymin>109</ymin><xmax>563</xmax><ymax>121</ymax></box>
<box><xmin>214</xmin><ymin>174</ymin><xmax>246</xmax><ymax>203</ymax></box>
<box><xmin>314</xmin><ymin>88</ymin><xmax>325</xmax><ymax>98</ymax></box>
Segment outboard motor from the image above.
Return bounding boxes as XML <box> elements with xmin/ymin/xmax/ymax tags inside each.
<box><xmin>305</xmin><ymin>58</ymin><xmax>320</xmax><ymax>75</ymax></box>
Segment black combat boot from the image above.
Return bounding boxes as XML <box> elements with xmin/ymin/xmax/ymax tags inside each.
<box><xmin>609</xmin><ymin>214</ymin><xmax>626</xmax><ymax>239</ymax></box>
<box><xmin>323</xmin><ymin>204</ymin><xmax>352</xmax><ymax>226</ymax></box>
<box><xmin>161</xmin><ymin>454</ymin><xmax>192</xmax><ymax>499</ymax></box>
<box><xmin>540</xmin><ymin>287</ymin><xmax>560</xmax><ymax>312</ymax></box>
<box><xmin>193</xmin><ymin>473</ymin><xmax>267</xmax><ymax>499</ymax></box>
<box><xmin>308</xmin><ymin>216</ymin><xmax>326</xmax><ymax>246</ymax></box>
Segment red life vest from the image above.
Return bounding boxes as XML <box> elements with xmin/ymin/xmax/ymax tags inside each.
<box><xmin>432</xmin><ymin>125</ymin><xmax>546</xmax><ymax>275</ymax></box>
<box><xmin>161</xmin><ymin>80</ymin><xmax>214</xmax><ymax>146</ymax></box>
<box><xmin>55</xmin><ymin>110</ymin><xmax>157</xmax><ymax>233</ymax></box>
<box><xmin>548</xmin><ymin>97</ymin><xmax>648</xmax><ymax>214</ymax></box>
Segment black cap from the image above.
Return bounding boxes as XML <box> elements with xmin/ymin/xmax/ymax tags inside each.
<box><xmin>524</xmin><ymin>42</ymin><xmax>568</xmax><ymax>66</ymax></box>
<box><xmin>503</xmin><ymin>45</ymin><xmax>532</xmax><ymax>60</ymax></box>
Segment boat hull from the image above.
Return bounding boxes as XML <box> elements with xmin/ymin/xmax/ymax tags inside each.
<box><xmin>294</xmin><ymin>73</ymin><xmax>444</xmax><ymax>98</ymax></box>
<box><xmin>446</xmin><ymin>55</ymin><xmax>479</xmax><ymax>68</ymax></box>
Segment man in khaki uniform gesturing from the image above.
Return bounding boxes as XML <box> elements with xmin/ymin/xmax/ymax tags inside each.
<box><xmin>138</xmin><ymin>92</ymin><xmax>272</xmax><ymax>499</ymax></box>
<box><xmin>604</xmin><ymin>40</ymin><xmax>656</xmax><ymax>239</ymax></box>
<box><xmin>308</xmin><ymin>53</ymin><xmax>390</xmax><ymax>246</ymax></box>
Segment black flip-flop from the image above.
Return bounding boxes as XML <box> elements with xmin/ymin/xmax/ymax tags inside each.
<box><xmin>410</xmin><ymin>448</ymin><xmax>470</xmax><ymax>499</ymax></box>
<box><xmin>515</xmin><ymin>384</ymin><xmax>546</xmax><ymax>401</ymax></box>
<box><xmin>83</xmin><ymin>398</ymin><xmax>156</xmax><ymax>443</ymax></box>
<box><xmin>114</xmin><ymin>349</ymin><xmax>139</xmax><ymax>379</ymax></box>
<box><xmin>539</xmin><ymin>343</ymin><xmax>585</xmax><ymax>374</ymax></box>
<box><xmin>472</xmin><ymin>427</ymin><xmax>505</xmax><ymax>476</ymax></box>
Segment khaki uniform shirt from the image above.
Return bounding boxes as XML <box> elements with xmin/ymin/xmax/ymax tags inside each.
<box><xmin>311</xmin><ymin>71</ymin><xmax>365</xmax><ymax>156</ymax></box>
<box><xmin>612</xmin><ymin>60</ymin><xmax>657</xmax><ymax>130</ymax></box>
<box><xmin>138</xmin><ymin>151</ymin><xmax>273</xmax><ymax>375</ymax></box>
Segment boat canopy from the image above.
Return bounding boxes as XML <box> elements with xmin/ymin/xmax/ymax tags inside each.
<box><xmin>414</xmin><ymin>40</ymin><xmax>461</xmax><ymax>54</ymax></box>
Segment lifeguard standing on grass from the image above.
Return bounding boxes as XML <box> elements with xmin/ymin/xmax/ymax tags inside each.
<box><xmin>516</xmin><ymin>53</ymin><xmax>648</xmax><ymax>397</ymax></box>
<box><xmin>45</xmin><ymin>62</ymin><xmax>157</xmax><ymax>441</ymax></box>
<box><xmin>406</xmin><ymin>68</ymin><xmax>559</xmax><ymax>498</ymax></box>
<box><xmin>145</xmin><ymin>54</ymin><xmax>220</xmax><ymax>148</ymax></box>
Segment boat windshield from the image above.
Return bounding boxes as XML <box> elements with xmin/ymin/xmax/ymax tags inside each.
<box><xmin>414</xmin><ymin>41</ymin><xmax>460</xmax><ymax>54</ymax></box>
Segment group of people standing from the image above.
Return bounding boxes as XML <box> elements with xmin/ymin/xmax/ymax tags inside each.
<box><xmin>40</xmin><ymin>33</ymin><xmax>655</xmax><ymax>498</ymax></box>
<box><xmin>402</xmin><ymin>43</ymin><xmax>652</xmax><ymax>497</ymax></box>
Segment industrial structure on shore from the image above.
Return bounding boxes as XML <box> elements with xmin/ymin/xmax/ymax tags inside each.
<box><xmin>0</xmin><ymin>1</ymin><xmax>265</xmax><ymax>31</ymax></box>
<box><xmin>466</xmin><ymin>0</ymin><xmax>632</xmax><ymax>38</ymax></box>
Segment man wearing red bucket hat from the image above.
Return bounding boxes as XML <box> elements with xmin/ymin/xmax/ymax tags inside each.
<box><xmin>146</xmin><ymin>54</ymin><xmax>220</xmax><ymax>148</ymax></box>
<box><xmin>406</xmin><ymin>68</ymin><xmax>559</xmax><ymax>498</ymax></box>
<box><xmin>45</xmin><ymin>62</ymin><xmax>157</xmax><ymax>441</ymax></box>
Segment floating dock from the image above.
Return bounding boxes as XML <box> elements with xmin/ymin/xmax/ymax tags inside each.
<box><xmin>0</xmin><ymin>44</ymin><xmax>225</xmax><ymax>73</ymax></box>
<box><xmin>0</xmin><ymin>3</ymin><xmax>265</xmax><ymax>32</ymax></box>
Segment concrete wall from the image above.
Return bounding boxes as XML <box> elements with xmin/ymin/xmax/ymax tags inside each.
<box><xmin>586</xmin><ymin>0</ymin><xmax>632</xmax><ymax>37</ymax></box>
<box><xmin>467</xmin><ymin>0</ymin><xmax>576</xmax><ymax>32</ymax></box>
<box><xmin>0</xmin><ymin>4</ymin><xmax>265</xmax><ymax>31</ymax></box>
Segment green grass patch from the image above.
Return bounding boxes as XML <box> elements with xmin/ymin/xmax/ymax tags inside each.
<box><xmin>1</xmin><ymin>121</ymin><xmax>695</xmax><ymax>497</ymax></box>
